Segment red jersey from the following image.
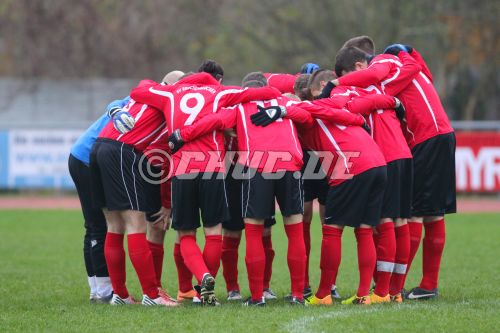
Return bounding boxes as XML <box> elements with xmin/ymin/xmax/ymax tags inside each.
<box><xmin>263</xmin><ymin>73</ymin><xmax>298</xmax><ymax>94</ymax></box>
<box><xmin>338</xmin><ymin>51</ymin><xmax>454</xmax><ymax>148</ymax></box>
<box><xmin>286</xmin><ymin>105</ymin><xmax>386</xmax><ymax>186</ymax></box>
<box><xmin>328</xmin><ymin>85</ymin><xmax>412</xmax><ymax>163</ymax></box>
<box><xmin>99</xmin><ymin>80</ymin><xmax>165</xmax><ymax>152</ymax></box>
<box><xmin>130</xmin><ymin>73</ymin><xmax>281</xmax><ymax>176</ymax></box>
<box><xmin>180</xmin><ymin>96</ymin><xmax>305</xmax><ymax>172</ymax></box>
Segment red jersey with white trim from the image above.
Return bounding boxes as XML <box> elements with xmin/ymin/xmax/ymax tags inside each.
<box><xmin>329</xmin><ymin>85</ymin><xmax>412</xmax><ymax>163</ymax></box>
<box><xmin>263</xmin><ymin>73</ymin><xmax>298</xmax><ymax>94</ymax></box>
<box><xmin>130</xmin><ymin>73</ymin><xmax>281</xmax><ymax>176</ymax></box>
<box><xmin>286</xmin><ymin>106</ymin><xmax>386</xmax><ymax>186</ymax></box>
<box><xmin>99</xmin><ymin>80</ymin><xmax>165</xmax><ymax>152</ymax></box>
<box><xmin>338</xmin><ymin>51</ymin><xmax>453</xmax><ymax>148</ymax></box>
<box><xmin>181</xmin><ymin>96</ymin><xmax>305</xmax><ymax>172</ymax></box>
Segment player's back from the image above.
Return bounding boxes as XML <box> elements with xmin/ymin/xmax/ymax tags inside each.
<box><xmin>235</xmin><ymin>96</ymin><xmax>303</xmax><ymax>172</ymax></box>
<box><xmin>398</xmin><ymin>71</ymin><xmax>454</xmax><ymax>148</ymax></box>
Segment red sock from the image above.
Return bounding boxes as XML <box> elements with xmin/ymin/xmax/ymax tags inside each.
<box><xmin>316</xmin><ymin>226</ymin><xmax>342</xmax><ymax>298</ymax></box>
<box><xmin>372</xmin><ymin>230</ymin><xmax>381</xmax><ymax>284</ymax></box>
<box><xmin>374</xmin><ymin>222</ymin><xmax>396</xmax><ymax>297</ymax></box>
<box><xmin>180</xmin><ymin>235</ymin><xmax>209</xmax><ymax>283</ymax></box>
<box><xmin>203</xmin><ymin>235</ymin><xmax>222</xmax><ymax>278</ymax></box>
<box><xmin>127</xmin><ymin>233</ymin><xmax>158</xmax><ymax>299</ymax></box>
<box><xmin>355</xmin><ymin>228</ymin><xmax>376</xmax><ymax>297</ymax></box>
<box><xmin>303</xmin><ymin>222</ymin><xmax>311</xmax><ymax>288</ymax></box>
<box><xmin>104</xmin><ymin>232</ymin><xmax>128</xmax><ymax>298</ymax></box>
<box><xmin>419</xmin><ymin>219</ymin><xmax>446</xmax><ymax>290</ymax></box>
<box><xmin>147</xmin><ymin>241</ymin><xmax>164</xmax><ymax>287</ymax></box>
<box><xmin>263</xmin><ymin>235</ymin><xmax>275</xmax><ymax>290</ymax></box>
<box><xmin>390</xmin><ymin>224</ymin><xmax>410</xmax><ymax>295</ymax></box>
<box><xmin>173</xmin><ymin>243</ymin><xmax>193</xmax><ymax>293</ymax></box>
<box><xmin>221</xmin><ymin>236</ymin><xmax>240</xmax><ymax>292</ymax></box>
<box><xmin>285</xmin><ymin>222</ymin><xmax>306</xmax><ymax>299</ymax></box>
<box><xmin>245</xmin><ymin>223</ymin><xmax>265</xmax><ymax>301</ymax></box>
<box><xmin>402</xmin><ymin>221</ymin><xmax>423</xmax><ymax>287</ymax></box>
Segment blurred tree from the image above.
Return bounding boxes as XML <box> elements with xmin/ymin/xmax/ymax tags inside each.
<box><xmin>0</xmin><ymin>0</ymin><xmax>497</xmax><ymax>119</ymax></box>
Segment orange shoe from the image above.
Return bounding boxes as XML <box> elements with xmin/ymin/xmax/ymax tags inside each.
<box><xmin>305</xmin><ymin>294</ymin><xmax>333</xmax><ymax>306</ymax></box>
<box><xmin>177</xmin><ymin>289</ymin><xmax>198</xmax><ymax>302</ymax></box>
<box><xmin>390</xmin><ymin>293</ymin><xmax>403</xmax><ymax>303</ymax></box>
<box><xmin>370</xmin><ymin>293</ymin><xmax>391</xmax><ymax>304</ymax></box>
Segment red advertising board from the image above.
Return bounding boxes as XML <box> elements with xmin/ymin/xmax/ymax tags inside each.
<box><xmin>456</xmin><ymin>131</ymin><xmax>500</xmax><ymax>192</ymax></box>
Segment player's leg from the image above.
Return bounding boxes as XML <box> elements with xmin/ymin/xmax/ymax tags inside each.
<box><xmin>262</xmin><ymin>221</ymin><xmax>277</xmax><ymax>299</ymax></box>
<box><xmin>278</xmin><ymin>171</ymin><xmax>306</xmax><ymax>305</ymax></box>
<box><xmin>406</xmin><ymin>133</ymin><xmax>456</xmax><ymax>300</ymax></box>
<box><xmin>173</xmin><ymin>232</ymin><xmax>196</xmax><ymax>302</ymax></box>
<box><xmin>302</xmin><ymin>200</ymin><xmax>313</xmax><ymax>294</ymax></box>
<box><xmin>146</xmin><ymin>212</ymin><xmax>168</xmax><ymax>288</ymax></box>
<box><xmin>241</xmin><ymin>170</ymin><xmax>274</xmax><ymax>306</ymax></box>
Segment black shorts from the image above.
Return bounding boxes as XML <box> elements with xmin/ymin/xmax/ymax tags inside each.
<box><xmin>324</xmin><ymin>166</ymin><xmax>387</xmax><ymax>228</ymax></box>
<box><xmin>68</xmin><ymin>154</ymin><xmax>107</xmax><ymax>233</ymax></box>
<box><xmin>89</xmin><ymin>138</ymin><xmax>161</xmax><ymax>214</ymax></box>
<box><xmin>381</xmin><ymin>158</ymin><xmax>413</xmax><ymax>219</ymax></box>
<box><xmin>302</xmin><ymin>150</ymin><xmax>328</xmax><ymax>205</ymax></box>
<box><xmin>171</xmin><ymin>172</ymin><xmax>229</xmax><ymax>231</ymax></box>
<box><xmin>242</xmin><ymin>169</ymin><xmax>303</xmax><ymax>219</ymax></box>
<box><xmin>411</xmin><ymin>132</ymin><xmax>457</xmax><ymax>216</ymax></box>
<box><xmin>224</xmin><ymin>166</ymin><xmax>276</xmax><ymax>231</ymax></box>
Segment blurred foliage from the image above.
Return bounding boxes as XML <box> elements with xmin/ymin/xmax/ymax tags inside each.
<box><xmin>0</xmin><ymin>0</ymin><xmax>498</xmax><ymax>120</ymax></box>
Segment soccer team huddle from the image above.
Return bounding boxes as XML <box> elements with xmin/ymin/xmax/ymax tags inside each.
<box><xmin>68</xmin><ymin>35</ymin><xmax>456</xmax><ymax>307</ymax></box>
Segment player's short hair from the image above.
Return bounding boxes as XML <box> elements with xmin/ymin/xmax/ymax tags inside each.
<box><xmin>162</xmin><ymin>70</ymin><xmax>184</xmax><ymax>85</ymax></box>
<box><xmin>342</xmin><ymin>35</ymin><xmax>375</xmax><ymax>55</ymax></box>
<box><xmin>307</xmin><ymin>69</ymin><xmax>336</xmax><ymax>92</ymax></box>
<box><xmin>241</xmin><ymin>72</ymin><xmax>268</xmax><ymax>88</ymax></box>
<box><xmin>197</xmin><ymin>59</ymin><xmax>224</xmax><ymax>81</ymax></box>
<box><xmin>334</xmin><ymin>46</ymin><xmax>370</xmax><ymax>77</ymax></box>
<box><xmin>294</xmin><ymin>74</ymin><xmax>312</xmax><ymax>101</ymax></box>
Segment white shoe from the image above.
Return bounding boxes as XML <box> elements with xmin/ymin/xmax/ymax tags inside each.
<box><xmin>142</xmin><ymin>294</ymin><xmax>180</xmax><ymax>307</ymax></box>
<box><xmin>227</xmin><ymin>290</ymin><xmax>243</xmax><ymax>301</ymax></box>
<box><xmin>263</xmin><ymin>288</ymin><xmax>277</xmax><ymax>300</ymax></box>
<box><xmin>110</xmin><ymin>294</ymin><xmax>139</xmax><ymax>305</ymax></box>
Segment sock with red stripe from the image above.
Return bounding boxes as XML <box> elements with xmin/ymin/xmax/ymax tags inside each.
<box><xmin>419</xmin><ymin>219</ymin><xmax>446</xmax><ymax>290</ymax></box>
<box><xmin>104</xmin><ymin>232</ymin><xmax>129</xmax><ymax>298</ymax></box>
<box><xmin>303</xmin><ymin>222</ymin><xmax>311</xmax><ymax>288</ymax></box>
<box><xmin>128</xmin><ymin>233</ymin><xmax>159</xmax><ymax>299</ymax></box>
<box><xmin>203</xmin><ymin>235</ymin><xmax>222</xmax><ymax>278</ymax></box>
<box><xmin>372</xmin><ymin>230</ymin><xmax>381</xmax><ymax>284</ymax></box>
<box><xmin>263</xmin><ymin>235</ymin><xmax>275</xmax><ymax>290</ymax></box>
<box><xmin>147</xmin><ymin>241</ymin><xmax>164</xmax><ymax>288</ymax></box>
<box><xmin>402</xmin><ymin>221</ymin><xmax>423</xmax><ymax>287</ymax></box>
<box><xmin>173</xmin><ymin>243</ymin><xmax>193</xmax><ymax>293</ymax></box>
<box><xmin>316</xmin><ymin>226</ymin><xmax>342</xmax><ymax>299</ymax></box>
<box><xmin>221</xmin><ymin>236</ymin><xmax>240</xmax><ymax>292</ymax></box>
<box><xmin>355</xmin><ymin>227</ymin><xmax>376</xmax><ymax>297</ymax></box>
<box><xmin>245</xmin><ymin>223</ymin><xmax>265</xmax><ymax>302</ymax></box>
<box><xmin>374</xmin><ymin>222</ymin><xmax>396</xmax><ymax>297</ymax></box>
<box><xmin>390</xmin><ymin>223</ymin><xmax>410</xmax><ymax>295</ymax></box>
<box><xmin>285</xmin><ymin>222</ymin><xmax>306</xmax><ymax>299</ymax></box>
<box><xmin>180</xmin><ymin>235</ymin><xmax>209</xmax><ymax>283</ymax></box>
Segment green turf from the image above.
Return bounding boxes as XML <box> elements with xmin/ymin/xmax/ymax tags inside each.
<box><xmin>0</xmin><ymin>210</ymin><xmax>499</xmax><ymax>332</ymax></box>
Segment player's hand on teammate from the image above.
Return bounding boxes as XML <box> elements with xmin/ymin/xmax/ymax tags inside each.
<box><xmin>393</xmin><ymin>97</ymin><xmax>406</xmax><ymax>122</ymax></box>
<box><xmin>150</xmin><ymin>206</ymin><xmax>171</xmax><ymax>230</ymax></box>
<box><xmin>168</xmin><ymin>129</ymin><xmax>184</xmax><ymax>153</ymax></box>
<box><xmin>109</xmin><ymin>107</ymin><xmax>136</xmax><ymax>134</ymax></box>
<box><xmin>251</xmin><ymin>105</ymin><xmax>287</xmax><ymax>127</ymax></box>
<box><xmin>383</xmin><ymin>44</ymin><xmax>413</xmax><ymax>56</ymax></box>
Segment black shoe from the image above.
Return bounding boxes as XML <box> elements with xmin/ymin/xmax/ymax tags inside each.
<box><xmin>405</xmin><ymin>287</ymin><xmax>438</xmax><ymax>300</ymax></box>
<box><xmin>303</xmin><ymin>287</ymin><xmax>313</xmax><ymax>299</ymax></box>
<box><xmin>242</xmin><ymin>297</ymin><xmax>266</xmax><ymax>307</ymax></box>
<box><xmin>200</xmin><ymin>274</ymin><xmax>218</xmax><ymax>306</ymax></box>
<box><xmin>290</xmin><ymin>296</ymin><xmax>305</xmax><ymax>306</ymax></box>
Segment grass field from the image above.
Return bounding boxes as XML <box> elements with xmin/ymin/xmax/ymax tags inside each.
<box><xmin>0</xmin><ymin>210</ymin><xmax>499</xmax><ymax>332</ymax></box>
